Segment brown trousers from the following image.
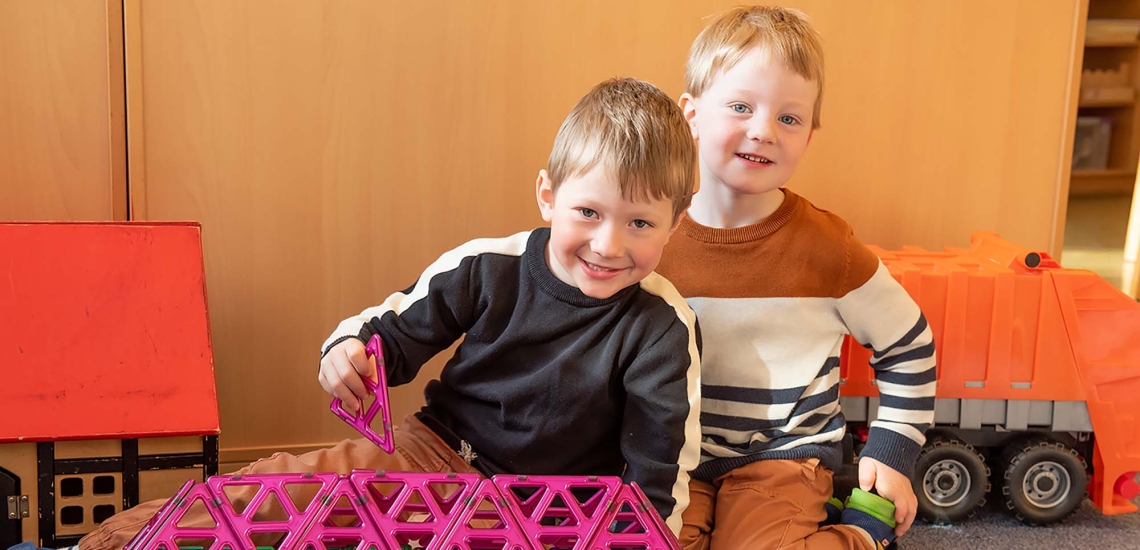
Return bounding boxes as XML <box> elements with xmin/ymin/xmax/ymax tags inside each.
<box><xmin>79</xmin><ymin>415</ymin><xmax>478</xmax><ymax>550</ymax></box>
<box><xmin>679</xmin><ymin>458</ymin><xmax>875</xmax><ymax>550</ymax></box>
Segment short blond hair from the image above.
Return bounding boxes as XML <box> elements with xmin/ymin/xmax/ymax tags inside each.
<box><xmin>547</xmin><ymin>78</ymin><xmax>696</xmax><ymax>221</ymax></box>
<box><xmin>686</xmin><ymin>6</ymin><xmax>824</xmax><ymax>129</ymax></box>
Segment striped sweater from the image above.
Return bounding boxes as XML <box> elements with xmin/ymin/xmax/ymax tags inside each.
<box><xmin>655</xmin><ymin>190</ymin><xmax>936</xmax><ymax>480</ymax></box>
<box><xmin>320</xmin><ymin>228</ymin><xmax>702</xmax><ymax>534</ymax></box>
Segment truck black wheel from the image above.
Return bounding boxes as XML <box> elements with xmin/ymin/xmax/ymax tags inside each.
<box><xmin>914</xmin><ymin>438</ymin><xmax>990</xmax><ymax>524</ymax></box>
<box><xmin>1000</xmin><ymin>438</ymin><xmax>1089</xmax><ymax>525</ymax></box>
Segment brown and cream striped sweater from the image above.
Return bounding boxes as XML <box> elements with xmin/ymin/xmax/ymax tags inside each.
<box><xmin>656</xmin><ymin>189</ymin><xmax>936</xmax><ymax>480</ymax></box>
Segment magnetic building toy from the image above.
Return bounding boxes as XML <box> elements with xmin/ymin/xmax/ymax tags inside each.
<box><xmin>122</xmin><ymin>472</ymin><xmax>679</xmax><ymax>550</ymax></box>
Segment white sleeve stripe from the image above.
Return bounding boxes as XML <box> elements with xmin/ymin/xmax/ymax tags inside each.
<box><xmin>639</xmin><ymin>272</ymin><xmax>702</xmax><ymax>537</ymax></box>
<box><xmin>838</xmin><ymin>262</ymin><xmax>928</xmax><ymax>352</ymax></box>
<box><xmin>869</xmin><ymin>314</ymin><xmax>927</xmax><ymax>359</ymax></box>
<box><xmin>875</xmin><ymin>380</ymin><xmax>937</xmax><ymax>399</ymax></box>
<box><xmin>320</xmin><ymin>231</ymin><xmax>532</xmax><ymax>353</ymax></box>
<box><xmin>876</xmin><ymin>406</ymin><xmax>936</xmax><ymax>425</ymax></box>
<box><xmin>873</xmin><ymin>343</ymin><xmax>936</xmax><ymax>374</ymax></box>
<box><xmin>768</xmin><ymin>426</ymin><xmax>847</xmax><ymax>452</ymax></box>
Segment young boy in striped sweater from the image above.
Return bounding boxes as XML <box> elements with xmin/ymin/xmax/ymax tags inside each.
<box><xmin>656</xmin><ymin>7</ymin><xmax>937</xmax><ymax>550</ymax></box>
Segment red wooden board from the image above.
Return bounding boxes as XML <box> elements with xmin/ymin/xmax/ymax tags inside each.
<box><xmin>1</xmin><ymin>222</ymin><xmax>220</xmax><ymax>442</ymax></box>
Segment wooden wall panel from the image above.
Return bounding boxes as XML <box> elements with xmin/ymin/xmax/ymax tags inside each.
<box><xmin>125</xmin><ymin>0</ymin><xmax>1084</xmax><ymax>459</ymax></box>
<box><xmin>793</xmin><ymin>0</ymin><xmax>1083</xmax><ymax>255</ymax></box>
<box><xmin>0</xmin><ymin>0</ymin><xmax>125</xmax><ymax>221</ymax></box>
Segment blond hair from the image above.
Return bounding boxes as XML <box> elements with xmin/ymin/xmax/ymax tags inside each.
<box><xmin>547</xmin><ymin>78</ymin><xmax>696</xmax><ymax>221</ymax></box>
<box><xmin>686</xmin><ymin>6</ymin><xmax>824</xmax><ymax>129</ymax></box>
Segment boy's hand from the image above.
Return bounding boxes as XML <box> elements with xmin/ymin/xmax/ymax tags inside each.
<box><xmin>318</xmin><ymin>338</ymin><xmax>376</xmax><ymax>416</ymax></box>
<box><xmin>858</xmin><ymin>457</ymin><xmax>917</xmax><ymax>537</ymax></box>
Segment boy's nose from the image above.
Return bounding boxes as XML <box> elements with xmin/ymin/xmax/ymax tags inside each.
<box><xmin>592</xmin><ymin>228</ymin><xmax>624</xmax><ymax>258</ymax></box>
<box><xmin>748</xmin><ymin>118</ymin><xmax>777</xmax><ymax>144</ymax></box>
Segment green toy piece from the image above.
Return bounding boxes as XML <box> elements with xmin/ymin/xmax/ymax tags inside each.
<box><xmin>845</xmin><ymin>488</ymin><xmax>898</xmax><ymax>528</ymax></box>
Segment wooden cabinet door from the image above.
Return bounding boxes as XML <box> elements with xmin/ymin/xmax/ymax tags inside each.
<box><xmin>0</xmin><ymin>0</ymin><xmax>127</xmax><ymax>221</ymax></box>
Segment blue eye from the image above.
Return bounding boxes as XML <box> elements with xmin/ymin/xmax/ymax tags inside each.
<box><xmin>731</xmin><ymin>104</ymin><xmax>751</xmax><ymax>114</ymax></box>
<box><xmin>779</xmin><ymin>115</ymin><xmax>799</xmax><ymax>125</ymax></box>
<box><xmin>632</xmin><ymin>220</ymin><xmax>651</xmax><ymax>229</ymax></box>
<box><xmin>579</xmin><ymin>208</ymin><xmax>598</xmax><ymax>219</ymax></box>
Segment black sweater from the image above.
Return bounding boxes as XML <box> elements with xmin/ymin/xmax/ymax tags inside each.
<box><xmin>321</xmin><ymin>228</ymin><xmax>701</xmax><ymax>531</ymax></box>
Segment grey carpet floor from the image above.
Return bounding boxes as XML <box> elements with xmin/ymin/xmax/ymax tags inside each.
<box><xmin>831</xmin><ymin>468</ymin><xmax>1140</xmax><ymax>549</ymax></box>
<box><xmin>901</xmin><ymin>499</ymin><xmax>1140</xmax><ymax>549</ymax></box>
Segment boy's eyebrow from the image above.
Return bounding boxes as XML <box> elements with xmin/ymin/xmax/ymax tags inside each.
<box><xmin>621</xmin><ymin>203</ymin><xmax>673</xmax><ymax>221</ymax></box>
<box><xmin>721</xmin><ymin>85</ymin><xmax>814</xmax><ymax>106</ymax></box>
<box><xmin>575</xmin><ymin>197</ymin><xmax>670</xmax><ymax>220</ymax></box>
<box><xmin>724</xmin><ymin>94</ymin><xmax>813</xmax><ymax>112</ymax></box>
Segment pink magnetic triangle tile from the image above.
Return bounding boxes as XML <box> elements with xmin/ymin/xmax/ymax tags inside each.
<box><xmin>297</xmin><ymin>476</ymin><xmax>392</xmax><ymax>550</ymax></box>
<box><xmin>492</xmin><ymin>475</ymin><xmax>622</xmax><ymax>550</ymax></box>
<box><xmin>586</xmin><ymin>483</ymin><xmax>679</xmax><ymax>550</ymax></box>
<box><xmin>130</xmin><ymin>481</ymin><xmax>243</xmax><ymax>550</ymax></box>
<box><xmin>626</xmin><ymin>483</ymin><xmax>679</xmax><ymax>550</ymax></box>
<box><xmin>442</xmin><ymin>478</ymin><xmax>535</xmax><ymax>550</ymax></box>
<box><xmin>206</xmin><ymin>472</ymin><xmax>340</xmax><ymax>550</ymax></box>
<box><xmin>124</xmin><ymin>480</ymin><xmax>195</xmax><ymax>550</ymax></box>
<box><xmin>349</xmin><ymin>470</ymin><xmax>483</xmax><ymax>550</ymax></box>
<box><xmin>330</xmin><ymin>334</ymin><xmax>395</xmax><ymax>452</ymax></box>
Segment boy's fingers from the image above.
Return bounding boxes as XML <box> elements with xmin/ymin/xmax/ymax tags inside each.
<box><xmin>318</xmin><ymin>362</ymin><xmax>343</xmax><ymax>401</ymax></box>
<box><xmin>857</xmin><ymin>458</ymin><xmax>876</xmax><ymax>491</ymax></box>
<box><xmin>324</xmin><ymin>366</ymin><xmax>360</xmax><ymax>415</ymax></box>
<box><xmin>317</xmin><ymin>370</ymin><xmax>333</xmax><ymax>396</ymax></box>
<box><xmin>894</xmin><ymin>492</ymin><xmax>917</xmax><ymax>536</ymax></box>
<box><xmin>894</xmin><ymin>501</ymin><xmax>911</xmax><ymax>536</ymax></box>
<box><xmin>336</xmin><ymin>349</ymin><xmax>371</xmax><ymax>399</ymax></box>
<box><xmin>346</xmin><ymin>342</ymin><xmax>377</xmax><ymax>383</ymax></box>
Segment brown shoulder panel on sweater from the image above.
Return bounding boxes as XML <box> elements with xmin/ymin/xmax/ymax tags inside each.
<box><xmin>657</xmin><ymin>191</ymin><xmax>877</xmax><ymax>300</ymax></box>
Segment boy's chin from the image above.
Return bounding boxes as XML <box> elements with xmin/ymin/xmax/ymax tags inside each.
<box><xmin>577</xmin><ymin>280</ymin><xmax>624</xmax><ymax>300</ymax></box>
<box><xmin>723</xmin><ymin>181</ymin><xmax>784</xmax><ymax>196</ymax></box>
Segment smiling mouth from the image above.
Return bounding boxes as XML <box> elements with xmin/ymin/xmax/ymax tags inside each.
<box><xmin>738</xmin><ymin>153</ymin><xmax>773</xmax><ymax>164</ymax></box>
<box><xmin>578</xmin><ymin>257</ymin><xmax>628</xmax><ymax>280</ymax></box>
<box><xmin>582</xmin><ymin>259</ymin><xmax>622</xmax><ymax>272</ymax></box>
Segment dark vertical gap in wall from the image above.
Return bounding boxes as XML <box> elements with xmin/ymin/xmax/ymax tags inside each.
<box><xmin>203</xmin><ymin>435</ymin><xmax>219</xmax><ymax>477</ymax></box>
<box><xmin>122</xmin><ymin>438</ymin><xmax>139</xmax><ymax>510</ymax></box>
<box><xmin>119</xmin><ymin>0</ymin><xmax>132</xmax><ymax>220</ymax></box>
<box><xmin>36</xmin><ymin>442</ymin><xmax>54</xmax><ymax>547</ymax></box>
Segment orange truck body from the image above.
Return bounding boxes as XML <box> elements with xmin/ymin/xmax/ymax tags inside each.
<box><xmin>840</xmin><ymin>231</ymin><xmax>1140</xmax><ymax>516</ymax></box>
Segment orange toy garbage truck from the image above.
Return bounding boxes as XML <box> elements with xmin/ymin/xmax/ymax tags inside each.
<box><xmin>840</xmin><ymin>231</ymin><xmax>1140</xmax><ymax>526</ymax></box>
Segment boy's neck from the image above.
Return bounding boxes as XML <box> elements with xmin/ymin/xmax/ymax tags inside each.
<box><xmin>687</xmin><ymin>186</ymin><xmax>786</xmax><ymax>229</ymax></box>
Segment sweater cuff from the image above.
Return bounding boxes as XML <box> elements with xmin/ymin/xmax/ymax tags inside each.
<box><xmin>841</xmin><ymin>508</ymin><xmax>895</xmax><ymax>548</ymax></box>
<box><xmin>320</xmin><ymin>334</ymin><xmax>364</xmax><ymax>360</ymax></box>
<box><xmin>858</xmin><ymin>426</ymin><xmax>922</xmax><ymax>479</ymax></box>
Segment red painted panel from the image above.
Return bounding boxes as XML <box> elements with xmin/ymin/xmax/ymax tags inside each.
<box><xmin>1</xmin><ymin>222</ymin><xmax>219</xmax><ymax>442</ymax></box>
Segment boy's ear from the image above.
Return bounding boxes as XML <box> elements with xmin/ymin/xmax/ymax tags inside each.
<box><xmin>536</xmin><ymin>169</ymin><xmax>556</xmax><ymax>223</ymax></box>
<box><xmin>679</xmin><ymin>93</ymin><xmax>699</xmax><ymax>140</ymax></box>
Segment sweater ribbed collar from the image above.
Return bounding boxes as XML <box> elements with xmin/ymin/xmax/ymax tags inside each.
<box><xmin>678</xmin><ymin>189</ymin><xmax>800</xmax><ymax>244</ymax></box>
<box><xmin>525</xmin><ymin>227</ymin><xmax>636</xmax><ymax>307</ymax></box>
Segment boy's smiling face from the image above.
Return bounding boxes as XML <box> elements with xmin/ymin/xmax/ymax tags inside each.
<box><xmin>682</xmin><ymin>46</ymin><xmax>818</xmax><ymax>197</ymax></box>
<box><xmin>536</xmin><ymin>165</ymin><xmax>678</xmax><ymax>299</ymax></box>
